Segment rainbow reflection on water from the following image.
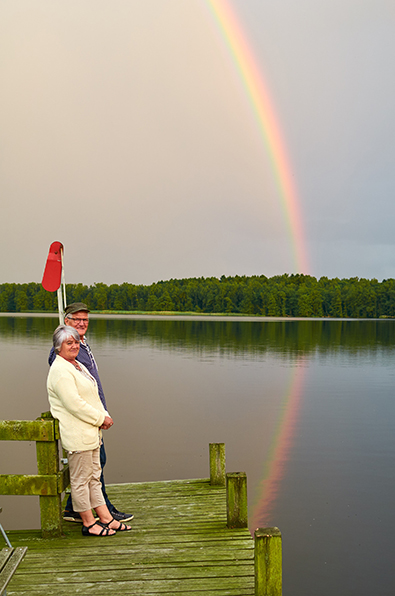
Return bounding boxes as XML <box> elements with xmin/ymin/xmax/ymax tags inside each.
<box><xmin>251</xmin><ymin>360</ymin><xmax>306</xmax><ymax>529</ymax></box>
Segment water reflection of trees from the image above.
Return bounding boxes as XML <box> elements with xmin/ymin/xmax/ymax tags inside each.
<box><xmin>0</xmin><ymin>316</ymin><xmax>58</xmax><ymax>341</ymax></box>
<box><xmin>1</xmin><ymin>316</ymin><xmax>394</xmax><ymax>356</ymax></box>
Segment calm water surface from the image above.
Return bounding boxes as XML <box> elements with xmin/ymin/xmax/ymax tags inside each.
<box><xmin>1</xmin><ymin>315</ymin><xmax>395</xmax><ymax>596</ymax></box>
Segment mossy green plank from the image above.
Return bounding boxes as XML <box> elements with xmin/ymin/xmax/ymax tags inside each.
<box><xmin>11</xmin><ymin>560</ymin><xmax>253</xmax><ymax>581</ymax></box>
<box><xmin>0</xmin><ymin>420</ymin><xmax>55</xmax><ymax>442</ymax></box>
<box><xmin>8</xmin><ymin>579</ymin><xmax>254</xmax><ymax>596</ymax></box>
<box><xmin>0</xmin><ymin>475</ymin><xmax>58</xmax><ymax>496</ymax></box>
<box><xmin>0</xmin><ymin>548</ymin><xmax>27</xmax><ymax>595</ymax></box>
<box><xmin>8</xmin><ymin>528</ymin><xmax>252</xmax><ymax>548</ymax></box>
<box><xmin>9</xmin><ymin>575</ymin><xmax>254</xmax><ymax>593</ymax></box>
<box><xmin>17</xmin><ymin>549</ymin><xmax>253</xmax><ymax>568</ymax></box>
<box><xmin>0</xmin><ymin>548</ymin><xmax>13</xmax><ymax>569</ymax></box>
<box><xmin>18</xmin><ymin>553</ymin><xmax>253</xmax><ymax>572</ymax></box>
<box><xmin>107</xmin><ymin>478</ymin><xmax>212</xmax><ymax>492</ymax></box>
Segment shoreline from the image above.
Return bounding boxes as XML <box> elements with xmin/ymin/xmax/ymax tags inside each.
<box><xmin>0</xmin><ymin>311</ymin><xmax>392</xmax><ymax>322</ymax></box>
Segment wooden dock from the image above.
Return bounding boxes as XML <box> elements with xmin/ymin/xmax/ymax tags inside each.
<box><xmin>1</xmin><ymin>427</ymin><xmax>282</xmax><ymax>595</ymax></box>
<box><xmin>6</xmin><ymin>478</ymin><xmax>255</xmax><ymax>595</ymax></box>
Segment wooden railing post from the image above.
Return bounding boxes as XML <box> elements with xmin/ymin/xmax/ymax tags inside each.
<box><xmin>226</xmin><ymin>472</ymin><xmax>248</xmax><ymax>528</ymax></box>
<box><xmin>209</xmin><ymin>443</ymin><xmax>226</xmax><ymax>486</ymax></box>
<box><xmin>36</xmin><ymin>413</ymin><xmax>62</xmax><ymax>538</ymax></box>
<box><xmin>254</xmin><ymin>527</ymin><xmax>282</xmax><ymax>596</ymax></box>
<box><xmin>0</xmin><ymin>413</ymin><xmax>68</xmax><ymax>538</ymax></box>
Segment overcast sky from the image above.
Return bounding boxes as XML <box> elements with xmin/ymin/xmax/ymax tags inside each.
<box><xmin>1</xmin><ymin>0</ymin><xmax>394</xmax><ymax>285</ymax></box>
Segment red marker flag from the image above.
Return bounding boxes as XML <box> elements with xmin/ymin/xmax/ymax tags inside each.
<box><xmin>42</xmin><ymin>241</ymin><xmax>66</xmax><ymax>323</ymax></box>
<box><xmin>42</xmin><ymin>241</ymin><xmax>64</xmax><ymax>292</ymax></box>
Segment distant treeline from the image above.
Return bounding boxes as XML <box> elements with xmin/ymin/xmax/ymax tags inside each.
<box><xmin>1</xmin><ymin>274</ymin><xmax>395</xmax><ymax>318</ymax></box>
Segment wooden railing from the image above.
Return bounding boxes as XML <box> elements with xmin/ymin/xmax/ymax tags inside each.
<box><xmin>209</xmin><ymin>442</ymin><xmax>283</xmax><ymax>596</ymax></box>
<box><xmin>0</xmin><ymin>412</ymin><xmax>69</xmax><ymax>538</ymax></box>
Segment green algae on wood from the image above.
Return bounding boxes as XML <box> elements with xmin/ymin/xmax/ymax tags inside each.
<box><xmin>0</xmin><ymin>475</ymin><xmax>58</xmax><ymax>496</ymax></box>
<box><xmin>209</xmin><ymin>443</ymin><xmax>226</xmax><ymax>486</ymax></box>
<box><xmin>0</xmin><ymin>547</ymin><xmax>28</xmax><ymax>596</ymax></box>
<box><xmin>254</xmin><ymin>527</ymin><xmax>282</xmax><ymax>596</ymax></box>
<box><xmin>0</xmin><ymin>420</ymin><xmax>55</xmax><ymax>442</ymax></box>
<box><xmin>0</xmin><ymin>414</ymin><xmax>65</xmax><ymax>538</ymax></box>
<box><xmin>6</xmin><ymin>478</ymin><xmax>256</xmax><ymax>595</ymax></box>
<box><xmin>226</xmin><ymin>472</ymin><xmax>248</xmax><ymax>528</ymax></box>
<box><xmin>36</xmin><ymin>427</ymin><xmax>63</xmax><ymax>539</ymax></box>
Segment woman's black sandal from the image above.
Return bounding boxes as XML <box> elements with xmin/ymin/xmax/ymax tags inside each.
<box><xmin>107</xmin><ymin>517</ymin><xmax>132</xmax><ymax>532</ymax></box>
<box><xmin>82</xmin><ymin>521</ymin><xmax>116</xmax><ymax>537</ymax></box>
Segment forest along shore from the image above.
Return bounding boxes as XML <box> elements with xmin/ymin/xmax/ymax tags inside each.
<box><xmin>1</xmin><ymin>273</ymin><xmax>394</xmax><ymax>317</ymax></box>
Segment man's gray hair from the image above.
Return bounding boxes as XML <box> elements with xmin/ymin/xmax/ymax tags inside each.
<box><xmin>53</xmin><ymin>325</ymin><xmax>80</xmax><ymax>354</ymax></box>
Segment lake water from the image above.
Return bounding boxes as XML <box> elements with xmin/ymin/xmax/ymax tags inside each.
<box><xmin>1</xmin><ymin>314</ymin><xmax>395</xmax><ymax>596</ymax></box>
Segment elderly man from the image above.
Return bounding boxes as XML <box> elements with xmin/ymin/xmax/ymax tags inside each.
<box><xmin>49</xmin><ymin>302</ymin><xmax>133</xmax><ymax>523</ymax></box>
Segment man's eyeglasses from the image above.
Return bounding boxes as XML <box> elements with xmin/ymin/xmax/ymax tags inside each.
<box><xmin>69</xmin><ymin>317</ymin><xmax>89</xmax><ymax>324</ymax></box>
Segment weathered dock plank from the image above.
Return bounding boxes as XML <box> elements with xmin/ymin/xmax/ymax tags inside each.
<box><xmin>6</xmin><ymin>479</ymin><xmax>255</xmax><ymax>595</ymax></box>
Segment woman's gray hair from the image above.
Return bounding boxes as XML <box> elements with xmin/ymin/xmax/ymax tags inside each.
<box><xmin>53</xmin><ymin>325</ymin><xmax>80</xmax><ymax>354</ymax></box>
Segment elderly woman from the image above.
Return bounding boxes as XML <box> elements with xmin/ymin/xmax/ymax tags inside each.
<box><xmin>47</xmin><ymin>325</ymin><xmax>131</xmax><ymax>537</ymax></box>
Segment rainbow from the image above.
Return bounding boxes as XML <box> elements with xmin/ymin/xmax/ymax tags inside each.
<box><xmin>204</xmin><ymin>0</ymin><xmax>309</xmax><ymax>274</ymax></box>
<box><xmin>251</xmin><ymin>362</ymin><xmax>306</xmax><ymax>528</ymax></box>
